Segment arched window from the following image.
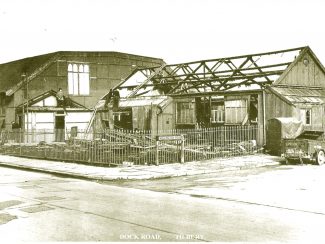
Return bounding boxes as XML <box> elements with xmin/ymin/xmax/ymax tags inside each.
<box><xmin>79</xmin><ymin>65</ymin><xmax>84</xmax><ymax>73</ymax></box>
<box><xmin>67</xmin><ymin>63</ymin><xmax>90</xmax><ymax>95</ymax></box>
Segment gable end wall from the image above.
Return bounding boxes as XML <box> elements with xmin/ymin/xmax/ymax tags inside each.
<box><xmin>277</xmin><ymin>52</ymin><xmax>325</xmax><ymax>87</ymax></box>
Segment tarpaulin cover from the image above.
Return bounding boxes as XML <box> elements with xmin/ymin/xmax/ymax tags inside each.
<box><xmin>273</xmin><ymin>117</ymin><xmax>304</xmax><ymax>139</ymax></box>
<box><xmin>266</xmin><ymin>117</ymin><xmax>304</xmax><ymax>155</ymax></box>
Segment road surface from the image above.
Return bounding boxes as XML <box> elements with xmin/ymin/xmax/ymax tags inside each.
<box><xmin>0</xmin><ymin>163</ymin><xmax>324</xmax><ymax>242</ymax></box>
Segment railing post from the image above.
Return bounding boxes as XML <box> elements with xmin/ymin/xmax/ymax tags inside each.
<box><xmin>180</xmin><ymin>135</ymin><xmax>185</xmax><ymax>163</ymax></box>
<box><xmin>156</xmin><ymin>139</ymin><xmax>159</xmax><ymax>166</ymax></box>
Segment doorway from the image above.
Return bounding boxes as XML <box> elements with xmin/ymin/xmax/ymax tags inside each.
<box><xmin>55</xmin><ymin>113</ymin><xmax>65</xmax><ymax>142</ymax></box>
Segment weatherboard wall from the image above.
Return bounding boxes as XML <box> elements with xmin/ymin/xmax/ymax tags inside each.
<box><xmin>265</xmin><ymin>91</ymin><xmax>294</xmax><ymax>121</ymax></box>
<box><xmin>276</xmin><ymin>51</ymin><xmax>325</xmax><ymax>87</ymax></box>
<box><xmin>265</xmin><ymin>90</ymin><xmax>324</xmax><ymax>131</ymax></box>
<box><xmin>265</xmin><ymin>49</ymin><xmax>325</xmax><ymax>133</ymax></box>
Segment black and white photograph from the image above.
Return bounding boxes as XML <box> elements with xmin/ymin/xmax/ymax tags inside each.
<box><xmin>0</xmin><ymin>0</ymin><xmax>325</xmax><ymax>242</ymax></box>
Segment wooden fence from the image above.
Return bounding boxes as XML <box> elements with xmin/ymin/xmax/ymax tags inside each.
<box><xmin>0</xmin><ymin>125</ymin><xmax>262</xmax><ymax>166</ymax></box>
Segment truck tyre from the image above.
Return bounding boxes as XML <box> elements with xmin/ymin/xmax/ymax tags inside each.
<box><xmin>316</xmin><ymin>150</ymin><xmax>325</xmax><ymax>165</ymax></box>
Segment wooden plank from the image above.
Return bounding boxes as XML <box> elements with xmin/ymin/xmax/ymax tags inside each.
<box><xmin>164</xmin><ymin>46</ymin><xmax>305</xmax><ymax>67</ymax></box>
<box><xmin>6</xmin><ymin>54</ymin><xmax>61</xmax><ymax>96</ymax></box>
<box><xmin>128</xmin><ymin>64</ymin><xmax>166</xmax><ymax>97</ymax></box>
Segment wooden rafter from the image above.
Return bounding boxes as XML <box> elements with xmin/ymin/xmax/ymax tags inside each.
<box><xmin>172</xmin><ymin>70</ymin><xmax>282</xmax><ymax>94</ymax></box>
<box><xmin>128</xmin><ymin>62</ymin><xmax>290</xmax><ymax>83</ymax></box>
<box><xmin>249</xmin><ymin>57</ymin><xmax>272</xmax><ymax>83</ymax></box>
<box><xmin>116</xmin><ymin>46</ymin><xmax>306</xmax><ymax>96</ymax></box>
<box><xmin>127</xmin><ymin>64</ymin><xmax>166</xmax><ymax>97</ymax></box>
<box><xmin>214</xmin><ymin>57</ymin><xmax>251</xmax><ymax>90</ymax></box>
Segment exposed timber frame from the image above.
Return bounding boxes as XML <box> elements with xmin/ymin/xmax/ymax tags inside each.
<box><xmin>116</xmin><ymin>46</ymin><xmax>306</xmax><ymax>97</ymax></box>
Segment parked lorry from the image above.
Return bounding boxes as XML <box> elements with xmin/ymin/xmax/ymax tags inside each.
<box><xmin>266</xmin><ymin>118</ymin><xmax>304</xmax><ymax>156</ymax></box>
<box><xmin>281</xmin><ymin>130</ymin><xmax>325</xmax><ymax>165</ymax></box>
<box><xmin>266</xmin><ymin>117</ymin><xmax>325</xmax><ymax>165</ymax></box>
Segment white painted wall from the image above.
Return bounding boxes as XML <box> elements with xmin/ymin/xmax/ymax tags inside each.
<box><xmin>65</xmin><ymin>112</ymin><xmax>92</xmax><ymax>131</ymax></box>
<box><xmin>23</xmin><ymin>111</ymin><xmax>92</xmax><ymax>142</ymax></box>
<box><xmin>32</xmin><ymin>96</ymin><xmax>57</xmax><ymax>107</ymax></box>
<box><xmin>25</xmin><ymin>112</ymin><xmax>54</xmax><ymax>130</ymax></box>
<box><xmin>24</xmin><ymin>112</ymin><xmax>55</xmax><ymax>143</ymax></box>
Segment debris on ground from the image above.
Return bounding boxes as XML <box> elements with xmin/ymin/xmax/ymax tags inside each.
<box><xmin>0</xmin><ymin>130</ymin><xmax>259</xmax><ymax>166</ymax></box>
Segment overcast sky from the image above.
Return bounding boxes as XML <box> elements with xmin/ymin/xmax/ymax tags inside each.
<box><xmin>0</xmin><ymin>0</ymin><xmax>324</xmax><ymax>65</ymax></box>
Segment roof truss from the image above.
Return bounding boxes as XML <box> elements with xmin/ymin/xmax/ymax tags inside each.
<box><xmin>117</xmin><ymin>46</ymin><xmax>306</xmax><ymax>97</ymax></box>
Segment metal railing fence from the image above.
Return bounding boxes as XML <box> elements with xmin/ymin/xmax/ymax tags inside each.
<box><xmin>0</xmin><ymin>125</ymin><xmax>262</xmax><ymax>166</ymax></box>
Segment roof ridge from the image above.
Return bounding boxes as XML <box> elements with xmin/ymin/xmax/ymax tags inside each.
<box><xmin>0</xmin><ymin>51</ymin><xmax>164</xmax><ymax>65</ymax></box>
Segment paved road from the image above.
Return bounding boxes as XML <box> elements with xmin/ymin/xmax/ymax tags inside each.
<box><xmin>112</xmin><ymin>163</ymin><xmax>325</xmax><ymax>214</ymax></box>
<box><xmin>0</xmin><ymin>164</ymin><xmax>325</xmax><ymax>242</ymax></box>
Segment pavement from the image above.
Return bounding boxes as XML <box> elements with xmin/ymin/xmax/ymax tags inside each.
<box><xmin>0</xmin><ymin>154</ymin><xmax>283</xmax><ymax>181</ymax></box>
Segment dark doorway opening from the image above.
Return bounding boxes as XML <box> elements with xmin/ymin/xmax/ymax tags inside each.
<box><xmin>55</xmin><ymin>113</ymin><xmax>65</xmax><ymax>142</ymax></box>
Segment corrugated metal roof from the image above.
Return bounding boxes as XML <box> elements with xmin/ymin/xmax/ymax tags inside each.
<box><xmin>271</xmin><ymin>86</ymin><xmax>325</xmax><ymax>105</ymax></box>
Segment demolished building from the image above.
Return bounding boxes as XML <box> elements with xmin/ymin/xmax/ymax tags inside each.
<box><xmin>96</xmin><ymin>46</ymin><xmax>325</xmax><ymax>147</ymax></box>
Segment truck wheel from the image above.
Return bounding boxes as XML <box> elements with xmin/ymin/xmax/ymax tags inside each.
<box><xmin>316</xmin><ymin>150</ymin><xmax>325</xmax><ymax>165</ymax></box>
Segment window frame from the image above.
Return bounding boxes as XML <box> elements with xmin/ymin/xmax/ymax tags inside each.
<box><xmin>211</xmin><ymin>103</ymin><xmax>225</xmax><ymax>123</ymax></box>
<box><xmin>224</xmin><ymin>99</ymin><xmax>248</xmax><ymax>125</ymax></box>
<box><xmin>67</xmin><ymin>63</ymin><xmax>90</xmax><ymax>96</ymax></box>
<box><xmin>301</xmin><ymin>108</ymin><xmax>312</xmax><ymax>126</ymax></box>
<box><xmin>175</xmin><ymin>102</ymin><xmax>195</xmax><ymax>124</ymax></box>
